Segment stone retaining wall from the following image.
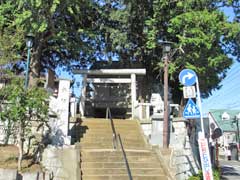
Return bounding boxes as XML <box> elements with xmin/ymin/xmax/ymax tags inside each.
<box><xmin>41</xmin><ymin>145</ymin><xmax>80</xmax><ymax>180</ymax></box>
<box><xmin>170</xmin><ymin>119</ymin><xmax>200</xmax><ymax>180</ymax></box>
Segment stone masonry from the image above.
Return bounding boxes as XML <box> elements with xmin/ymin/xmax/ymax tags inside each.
<box><xmin>169</xmin><ymin>119</ymin><xmax>200</xmax><ymax>180</ymax></box>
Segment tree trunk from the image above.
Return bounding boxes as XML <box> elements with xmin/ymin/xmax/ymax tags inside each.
<box><xmin>29</xmin><ymin>57</ymin><xmax>41</xmax><ymax>87</ymax></box>
<box><xmin>4</xmin><ymin>119</ymin><xmax>12</xmax><ymax>145</ymax></box>
<box><xmin>29</xmin><ymin>37</ymin><xmax>44</xmax><ymax>87</ymax></box>
<box><xmin>178</xmin><ymin>96</ymin><xmax>185</xmax><ymax>117</ymax></box>
<box><xmin>17</xmin><ymin>123</ymin><xmax>23</xmax><ymax>172</ymax></box>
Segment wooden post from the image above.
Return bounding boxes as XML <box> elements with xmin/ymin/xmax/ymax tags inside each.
<box><xmin>163</xmin><ymin>55</ymin><xmax>169</xmax><ymax>148</ymax></box>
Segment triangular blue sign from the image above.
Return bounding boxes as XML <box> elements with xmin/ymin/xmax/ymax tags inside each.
<box><xmin>183</xmin><ymin>98</ymin><xmax>201</xmax><ymax>119</ymax></box>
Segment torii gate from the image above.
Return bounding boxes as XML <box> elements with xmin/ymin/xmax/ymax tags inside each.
<box><xmin>73</xmin><ymin>69</ymin><xmax>146</xmax><ymax>119</ymax></box>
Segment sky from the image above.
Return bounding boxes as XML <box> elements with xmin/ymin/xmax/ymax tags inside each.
<box><xmin>202</xmin><ymin>59</ymin><xmax>240</xmax><ymax>116</ymax></box>
<box><xmin>202</xmin><ymin>7</ymin><xmax>240</xmax><ymax>116</ymax></box>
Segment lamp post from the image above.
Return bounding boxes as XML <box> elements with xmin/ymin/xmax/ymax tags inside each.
<box><xmin>24</xmin><ymin>34</ymin><xmax>34</xmax><ymax>89</ymax></box>
<box><xmin>159</xmin><ymin>40</ymin><xmax>172</xmax><ymax>148</ymax></box>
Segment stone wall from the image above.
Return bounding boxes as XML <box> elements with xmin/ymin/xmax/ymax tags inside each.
<box><xmin>171</xmin><ymin>136</ymin><xmax>200</xmax><ymax>180</ymax></box>
<box><xmin>0</xmin><ymin>169</ymin><xmax>17</xmax><ymax>180</ymax></box>
<box><xmin>0</xmin><ymin>169</ymin><xmax>52</xmax><ymax>180</ymax></box>
<box><xmin>41</xmin><ymin>145</ymin><xmax>80</xmax><ymax>180</ymax></box>
<box><xmin>169</xmin><ymin>119</ymin><xmax>200</xmax><ymax>180</ymax></box>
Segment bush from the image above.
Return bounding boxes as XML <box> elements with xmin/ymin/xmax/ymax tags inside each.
<box><xmin>188</xmin><ymin>169</ymin><xmax>220</xmax><ymax>180</ymax></box>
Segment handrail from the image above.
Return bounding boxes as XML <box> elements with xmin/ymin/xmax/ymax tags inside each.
<box><xmin>106</xmin><ymin>107</ymin><xmax>118</xmax><ymax>149</ymax></box>
<box><xmin>118</xmin><ymin>134</ymin><xmax>133</xmax><ymax>180</ymax></box>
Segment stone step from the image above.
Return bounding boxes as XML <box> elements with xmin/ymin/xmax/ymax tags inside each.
<box><xmin>82</xmin><ymin>134</ymin><xmax>143</xmax><ymax>139</ymax></box>
<box><xmin>81</xmin><ymin>168</ymin><xmax>164</xmax><ymax>175</ymax></box>
<box><xmin>81</xmin><ymin>155</ymin><xmax>159</xmax><ymax>163</ymax></box>
<box><xmin>80</xmin><ymin>137</ymin><xmax>144</xmax><ymax>142</ymax></box>
<box><xmin>81</xmin><ymin>132</ymin><xmax>142</xmax><ymax>136</ymax></box>
<box><xmin>81</xmin><ymin>150</ymin><xmax>153</xmax><ymax>157</ymax></box>
<box><xmin>79</xmin><ymin>119</ymin><xmax>169</xmax><ymax>180</ymax></box>
<box><xmin>81</xmin><ymin>162</ymin><xmax>162</xmax><ymax>169</ymax></box>
<box><xmin>80</xmin><ymin>123</ymin><xmax>138</xmax><ymax>127</ymax></box>
<box><xmin>78</xmin><ymin>129</ymin><xmax>141</xmax><ymax>133</ymax></box>
<box><xmin>81</xmin><ymin>118</ymin><xmax>138</xmax><ymax>123</ymax></box>
<box><xmin>80</xmin><ymin>144</ymin><xmax>114</xmax><ymax>149</ymax></box>
<box><xmin>82</xmin><ymin>175</ymin><xmax>167</xmax><ymax>180</ymax></box>
<box><xmin>80</xmin><ymin>144</ymin><xmax>148</xmax><ymax>150</ymax></box>
<box><xmin>80</xmin><ymin>140</ymin><xmax>145</xmax><ymax>146</ymax></box>
<box><xmin>80</xmin><ymin>146</ymin><xmax>148</xmax><ymax>150</ymax></box>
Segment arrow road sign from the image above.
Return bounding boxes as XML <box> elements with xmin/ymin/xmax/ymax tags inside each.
<box><xmin>183</xmin><ymin>98</ymin><xmax>200</xmax><ymax>119</ymax></box>
<box><xmin>179</xmin><ymin>69</ymin><xmax>197</xmax><ymax>86</ymax></box>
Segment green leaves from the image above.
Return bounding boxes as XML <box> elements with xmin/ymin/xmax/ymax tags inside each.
<box><xmin>50</xmin><ymin>0</ymin><xmax>60</xmax><ymax>13</ymax></box>
<box><xmin>0</xmin><ymin>77</ymin><xmax>49</xmax><ymax>124</ymax></box>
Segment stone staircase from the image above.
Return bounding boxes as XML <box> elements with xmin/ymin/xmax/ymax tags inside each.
<box><xmin>78</xmin><ymin>118</ymin><xmax>170</xmax><ymax>180</ymax></box>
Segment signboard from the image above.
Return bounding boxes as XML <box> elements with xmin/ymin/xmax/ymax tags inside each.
<box><xmin>211</xmin><ymin>128</ymin><xmax>223</xmax><ymax>139</ymax></box>
<box><xmin>183</xmin><ymin>86</ymin><xmax>196</xmax><ymax>98</ymax></box>
<box><xmin>179</xmin><ymin>69</ymin><xmax>197</xmax><ymax>86</ymax></box>
<box><xmin>198</xmin><ymin>133</ymin><xmax>214</xmax><ymax>180</ymax></box>
<box><xmin>183</xmin><ymin>98</ymin><xmax>200</xmax><ymax>119</ymax></box>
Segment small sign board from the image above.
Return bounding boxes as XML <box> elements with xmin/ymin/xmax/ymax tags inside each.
<box><xmin>183</xmin><ymin>86</ymin><xmax>196</xmax><ymax>98</ymax></box>
<box><xmin>198</xmin><ymin>132</ymin><xmax>214</xmax><ymax>180</ymax></box>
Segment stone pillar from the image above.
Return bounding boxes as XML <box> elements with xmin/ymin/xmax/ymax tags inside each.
<box><xmin>131</xmin><ymin>73</ymin><xmax>137</xmax><ymax>119</ymax></box>
<box><xmin>70</xmin><ymin>97</ymin><xmax>77</xmax><ymax>117</ymax></box>
<box><xmin>54</xmin><ymin>79</ymin><xmax>71</xmax><ymax>145</ymax></box>
<box><xmin>79</xmin><ymin>75</ymin><xmax>87</xmax><ymax>117</ymax></box>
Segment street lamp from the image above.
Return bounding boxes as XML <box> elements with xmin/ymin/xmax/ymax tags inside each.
<box><xmin>159</xmin><ymin>40</ymin><xmax>173</xmax><ymax>148</ymax></box>
<box><xmin>24</xmin><ymin>33</ymin><xmax>34</xmax><ymax>89</ymax></box>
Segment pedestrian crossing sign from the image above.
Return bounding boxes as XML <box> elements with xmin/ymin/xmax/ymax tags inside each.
<box><xmin>183</xmin><ymin>98</ymin><xmax>201</xmax><ymax>119</ymax></box>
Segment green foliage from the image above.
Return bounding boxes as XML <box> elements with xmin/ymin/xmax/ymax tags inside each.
<box><xmin>0</xmin><ymin>0</ymin><xmax>99</xmax><ymax>81</ymax></box>
<box><xmin>0</xmin><ymin>76</ymin><xmax>49</xmax><ymax>143</ymax></box>
<box><xmin>91</xmin><ymin>0</ymin><xmax>240</xmax><ymax>102</ymax></box>
<box><xmin>188</xmin><ymin>169</ymin><xmax>220</xmax><ymax>180</ymax></box>
<box><xmin>0</xmin><ymin>0</ymin><xmax>239</xmax><ymax>102</ymax></box>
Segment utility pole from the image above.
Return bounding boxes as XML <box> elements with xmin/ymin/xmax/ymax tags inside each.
<box><xmin>163</xmin><ymin>53</ymin><xmax>169</xmax><ymax>148</ymax></box>
<box><xmin>159</xmin><ymin>40</ymin><xmax>181</xmax><ymax>148</ymax></box>
<box><xmin>159</xmin><ymin>40</ymin><xmax>172</xmax><ymax>148</ymax></box>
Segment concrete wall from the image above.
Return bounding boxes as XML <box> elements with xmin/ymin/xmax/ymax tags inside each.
<box><xmin>41</xmin><ymin>145</ymin><xmax>80</xmax><ymax>180</ymax></box>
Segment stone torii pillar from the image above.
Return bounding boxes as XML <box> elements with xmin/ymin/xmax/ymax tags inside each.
<box><xmin>131</xmin><ymin>73</ymin><xmax>137</xmax><ymax>119</ymax></box>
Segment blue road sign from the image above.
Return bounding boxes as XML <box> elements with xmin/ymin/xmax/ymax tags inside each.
<box><xmin>183</xmin><ymin>98</ymin><xmax>201</xmax><ymax>119</ymax></box>
<box><xmin>179</xmin><ymin>69</ymin><xmax>197</xmax><ymax>86</ymax></box>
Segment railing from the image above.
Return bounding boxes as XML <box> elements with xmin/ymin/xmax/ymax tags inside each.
<box><xmin>118</xmin><ymin>134</ymin><xmax>133</xmax><ymax>180</ymax></box>
<box><xmin>106</xmin><ymin>107</ymin><xmax>132</xmax><ymax>180</ymax></box>
<box><xmin>106</xmin><ymin>107</ymin><xmax>118</xmax><ymax>149</ymax></box>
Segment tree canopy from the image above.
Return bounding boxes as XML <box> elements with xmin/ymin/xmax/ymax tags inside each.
<box><xmin>0</xmin><ymin>0</ymin><xmax>239</xmax><ymax>103</ymax></box>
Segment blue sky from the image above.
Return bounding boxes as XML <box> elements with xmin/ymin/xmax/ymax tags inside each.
<box><xmin>202</xmin><ymin>7</ymin><xmax>240</xmax><ymax>116</ymax></box>
<box><xmin>202</xmin><ymin>59</ymin><xmax>240</xmax><ymax>116</ymax></box>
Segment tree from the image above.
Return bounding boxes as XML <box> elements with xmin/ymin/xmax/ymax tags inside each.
<box><xmin>0</xmin><ymin>76</ymin><xmax>49</xmax><ymax>171</ymax></box>
<box><xmin>0</xmin><ymin>0</ymin><xmax>100</xmax><ymax>86</ymax></box>
<box><xmin>1</xmin><ymin>0</ymin><xmax>239</xmax><ymax>105</ymax></box>
<box><xmin>93</xmin><ymin>0</ymin><xmax>240</xmax><ymax>104</ymax></box>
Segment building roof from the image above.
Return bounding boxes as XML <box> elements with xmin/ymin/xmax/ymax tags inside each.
<box><xmin>209</xmin><ymin>109</ymin><xmax>240</xmax><ymax>132</ymax></box>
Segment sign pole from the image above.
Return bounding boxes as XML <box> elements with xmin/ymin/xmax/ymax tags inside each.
<box><xmin>179</xmin><ymin>69</ymin><xmax>213</xmax><ymax>180</ymax></box>
<box><xmin>196</xmin><ymin>77</ymin><xmax>213</xmax><ymax>180</ymax></box>
<box><xmin>196</xmin><ymin>76</ymin><xmax>205</xmax><ymax>136</ymax></box>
